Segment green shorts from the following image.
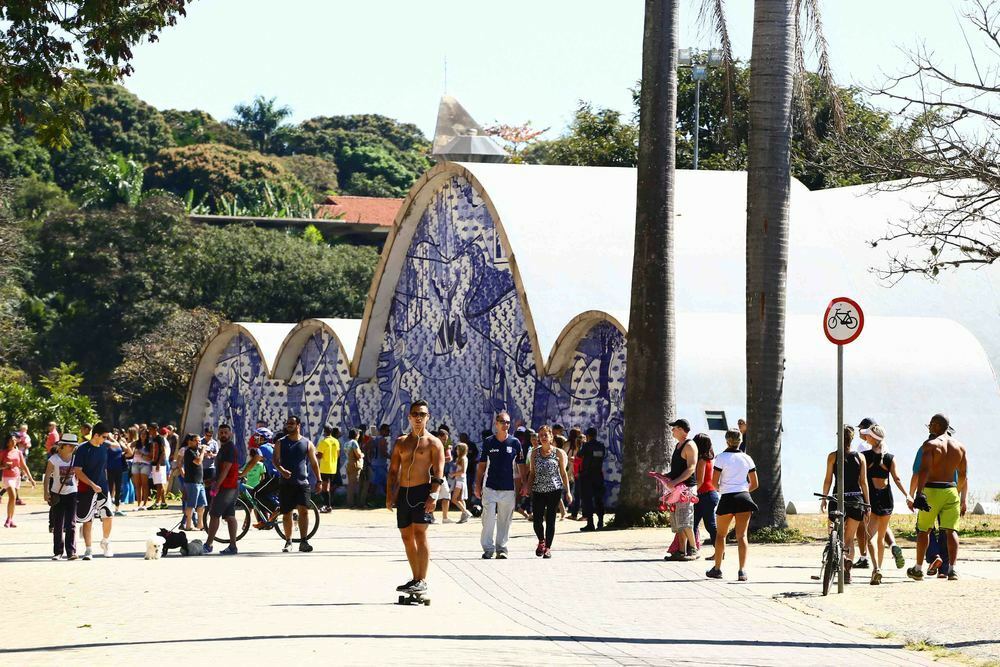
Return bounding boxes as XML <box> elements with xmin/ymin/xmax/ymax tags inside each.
<box><xmin>916</xmin><ymin>486</ymin><xmax>961</xmax><ymax>532</ymax></box>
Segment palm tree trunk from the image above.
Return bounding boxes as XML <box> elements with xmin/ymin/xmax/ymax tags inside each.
<box><xmin>746</xmin><ymin>0</ymin><xmax>793</xmax><ymax>530</ymax></box>
<box><xmin>617</xmin><ymin>0</ymin><xmax>679</xmax><ymax>526</ymax></box>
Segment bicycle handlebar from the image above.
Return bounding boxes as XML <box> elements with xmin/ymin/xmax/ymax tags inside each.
<box><xmin>813</xmin><ymin>492</ymin><xmax>870</xmax><ymax>508</ymax></box>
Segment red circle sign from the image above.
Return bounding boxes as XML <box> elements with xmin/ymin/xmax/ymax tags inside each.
<box><xmin>823</xmin><ymin>297</ymin><xmax>864</xmax><ymax>345</ymax></box>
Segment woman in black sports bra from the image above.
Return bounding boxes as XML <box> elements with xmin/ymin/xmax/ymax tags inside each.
<box><xmin>860</xmin><ymin>424</ymin><xmax>912</xmax><ymax>581</ymax></box>
<box><xmin>821</xmin><ymin>425</ymin><xmax>876</xmax><ymax>585</ymax></box>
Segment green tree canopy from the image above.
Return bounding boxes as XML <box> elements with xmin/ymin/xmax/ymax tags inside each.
<box><xmin>279</xmin><ymin>154</ymin><xmax>339</xmax><ymax>202</ymax></box>
<box><xmin>0</xmin><ymin>129</ymin><xmax>53</xmax><ymax>181</ymax></box>
<box><xmin>230</xmin><ymin>95</ymin><xmax>293</xmax><ymax>153</ymax></box>
<box><xmin>0</xmin><ymin>2</ymin><xmax>192</xmax><ymax>147</ymax></box>
<box><xmin>161</xmin><ymin>109</ymin><xmax>253</xmax><ymax>150</ymax></box>
<box><xmin>523</xmin><ymin>103</ymin><xmax>638</xmax><ymax>167</ymax></box>
<box><xmin>144</xmin><ymin>143</ymin><xmax>307</xmax><ymax>213</ymax></box>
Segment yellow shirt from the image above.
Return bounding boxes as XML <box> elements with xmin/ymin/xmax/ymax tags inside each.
<box><xmin>317</xmin><ymin>436</ymin><xmax>340</xmax><ymax>475</ymax></box>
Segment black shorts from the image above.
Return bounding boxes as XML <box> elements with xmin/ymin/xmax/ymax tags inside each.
<box><xmin>203</xmin><ymin>468</ymin><xmax>216</xmax><ymax>484</ymax></box>
<box><xmin>76</xmin><ymin>490</ymin><xmax>113</xmax><ymax>523</ymax></box>
<box><xmin>870</xmin><ymin>486</ymin><xmax>894</xmax><ymax>516</ymax></box>
<box><xmin>279</xmin><ymin>481</ymin><xmax>310</xmax><ymax>513</ymax></box>
<box><xmin>209</xmin><ymin>487</ymin><xmax>237</xmax><ymax>518</ymax></box>
<box><xmin>828</xmin><ymin>498</ymin><xmax>865</xmax><ymax>522</ymax></box>
<box><xmin>716</xmin><ymin>491</ymin><xmax>758</xmax><ymax>516</ymax></box>
<box><xmin>396</xmin><ymin>484</ymin><xmax>433</xmax><ymax>529</ymax></box>
<box><xmin>320</xmin><ymin>473</ymin><xmax>338</xmax><ymax>484</ymax></box>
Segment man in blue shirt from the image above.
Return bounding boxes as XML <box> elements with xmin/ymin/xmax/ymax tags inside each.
<box><xmin>475</xmin><ymin>410</ymin><xmax>522</xmax><ymax>559</ymax></box>
<box><xmin>73</xmin><ymin>422</ymin><xmax>115</xmax><ymax>560</ymax></box>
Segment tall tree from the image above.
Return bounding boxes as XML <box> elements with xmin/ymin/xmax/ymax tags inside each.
<box><xmin>230</xmin><ymin>96</ymin><xmax>292</xmax><ymax>154</ymax></box>
<box><xmin>745</xmin><ymin>0</ymin><xmax>795</xmax><ymax>529</ymax></box>
<box><xmin>617</xmin><ymin>0</ymin><xmax>679</xmax><ymax>525</ymax></box>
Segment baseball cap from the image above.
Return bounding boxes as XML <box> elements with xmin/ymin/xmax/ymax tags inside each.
<box><xmin>669</xmin><ymin>418</ymin><xmax>691</xmax><ymax>432</ymax></box>
<box><xmin>514</xmin><ymin>425</ymin><xmax>526</xmax><ymax>434</ymax></box>
<box><xmin>857</xmin><ymin>417</ymin><xmax>877</xmax><ymax>430</ymax></box>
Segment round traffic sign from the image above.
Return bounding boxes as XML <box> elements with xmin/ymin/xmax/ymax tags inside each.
<box><xmin>823</xmin><ymin>297</ymin><xmax>864</xmax><ymax>345</ymax></box>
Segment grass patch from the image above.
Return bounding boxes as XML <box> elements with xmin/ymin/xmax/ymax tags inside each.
<box><xmin>905</xmin><ymin>640</ymin><xmax>953</xmax><ymax>658</ymax></box>
<box><xmin>873</xmin><ymin>630</ymin><xmax>895</xmax><ymax>639</ymax></box>
<box><xmin>750</xmin><ymin>526</ymin><xmax>808</xmax><ymax>544</ymax></box>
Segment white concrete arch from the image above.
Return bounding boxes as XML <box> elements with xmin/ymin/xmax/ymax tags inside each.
<box><xmin>271</xmin><ymin>318</ymin><xmax>361</xmax><ymax>382</ymax></box>
<box><xmin>545</xmin><ymin>310</ymin><xmax>627</xmax><ymax>376</ymax></box>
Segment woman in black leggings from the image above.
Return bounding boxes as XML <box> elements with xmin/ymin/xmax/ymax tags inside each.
<box><xmin>525</xmin><ymin>425</ymin><xmax>572</xmax><ymax>558</ymax></box>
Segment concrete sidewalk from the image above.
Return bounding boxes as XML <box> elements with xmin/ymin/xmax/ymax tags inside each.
<box><xmin>0</xmin><ymin>502</ymin><xmax>981</xmax><ymax>666</ymax></box>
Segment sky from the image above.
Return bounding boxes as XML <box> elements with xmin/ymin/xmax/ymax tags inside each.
<box><xmin>124</xmin><ymin>0</ymin><xmax>982</xmax><ymax>140</ymax></box>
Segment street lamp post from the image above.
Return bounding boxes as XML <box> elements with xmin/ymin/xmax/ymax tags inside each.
<box><xmin>678</xmin><ymin>48</ymin><xmax>723</xmax><ymax>170</ymax></box>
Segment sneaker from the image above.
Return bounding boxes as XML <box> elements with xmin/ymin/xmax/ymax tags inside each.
<box><xmin>853</xmin><ymin>556</ymin><xmax>870</xmax><ymax>570</ymax></box>
<box><xmin>458</xmin><ymin>512</ymin><xmax>470</xmax><ymax>524</ymax></box>
<box><xmin>738</xmin><ymin>570</ymin><xmax>748</xmax><ymax>582</ymax></box>
<box><xmin>580</xmin><ymin>524</ymin><xmax>596</xmax><ymax>532</ymax></box>
<box><xmin>482</xmin><ymin>552</ymin><xmax>494</xmax><ymax>559</ymax></box>
<box><xmin>497</xmin><ymin>552</ymin><xmax>508</xmax><ymax>560</ymax></box>
<box><xmin>543</xmin><ymin>547</ymin><xmax>552</xmax><ymax>559</ymax></box>
<box><xmin>396</xmin><ymin>579</ymin><xmax>417</xmax><ymax>591</ymax></box>
<box><xmin>203</xmin><ymin>543</ymin><xmax>213</xmax><ymax>554</ymax></box>
<box><xmin>926</xmin><ymin>556</ymin><xmax>942</xmax><ymax>576</ymax></box>
<box><xmin>442</xmin><ymin>518</ymin><xmax>454</xmax><ymax>524</ymax></box>
<box><xmin>101</xmin><ymin>540</ymin><xmax>114</xmax><ymax>558</ymax></box>
<box><xmin>706</xmin><ymin>567</ymin><xmax>723</xmax><ymax>579</ymax></box>
<box><xmin>299</xmin><ymin>541</ymin><xmax>314</xmax><ymax>553</ymax></box>
<box><xmin>51</xmin><ymin>554</ymin><xmax>62</xmax><ymax>561</ymax></box>
<box><xmin>870</xmin><ymin>570</ymin><xmax>882</xmax><ymax>586</ymax></box>
<box><xmin>906</xmin><ymin>566</ymin><xmax>924</xmax><ymax>581</ymax></box>
<box><xmin>220</xmin><ymin>545</ymin><xmax>238</xmax><ymax>555</ymax></box>
<box><xmin>136</xmin><ymin>505</ymin><xmax>146</xmax><ymax>511</ymax></box>
<box><xmin>407</xmin><ymin>580</ymin><xmax>428</xmax><ymax>593</ymax></box>
<box><xmin>282</xmin><ymin>541</ymin><xmax>292</xmax><ymax>553</ymax></box>
<box><xmin>67</xmin><ymin>554</ymin><xmax>78</xmax><ymax>561</ymax></box>
<box><xmin>82</xmin><ymin>549</ymin><xmax>93</xmax><ymax>561</ymax></box>
<box><xmin>114</xmin><ymin>511</ymin><xmax>126</xmax><ymax>517</ymax></box>
<box><xmin>947</xmin><ymin>569</ymin><xmax>958</xmax><ymax>581</ymax></box>
<box><xmin>535</xmin><ymin>540</ymin><xmax>546</xmax><ymax>557</ymax></box>
<box><xmin>665</xmin><ymin>552</ymin><xmax>685</xmax><ymax>561</ymax></box>
<box><xmin>892</xmin><ymin>544</ymin><xmax>905</xmax><ymax>569</ymax></box>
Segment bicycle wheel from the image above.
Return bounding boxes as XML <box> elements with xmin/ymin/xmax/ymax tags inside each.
<box><xmin>274</xmin><ymin>499</ymin><xmax>321</xmax><ymax>543</ymax></box>
<box><xmin>844</xmin><ymin>315</ymin><xmax>858</xmax><ymax>330</ymax></box>
<box><xmin>213</xmin><ymin>498</ymin><xmax>252</xmax><ymax>545</ymax></box>
<box><xmin>827</xmin><ymin>315</ymin><xmax>839</xmax><ymax>329</ymax></box>
<box><xmin>821</xmin><ymin>541</ymin><xmax>837</xmax><ymax>596</ymax></box>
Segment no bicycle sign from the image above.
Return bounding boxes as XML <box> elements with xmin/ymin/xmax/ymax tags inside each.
<box><xmin>823</xmin><ymin>297</ymin><xmax>864</xmax><ymax>345</ymax></box>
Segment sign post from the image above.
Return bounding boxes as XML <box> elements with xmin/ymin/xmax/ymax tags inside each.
<box><xmin>823</xmin><ymin>296</ymin><xmax>864</xmax><ymax>594</ymax></box>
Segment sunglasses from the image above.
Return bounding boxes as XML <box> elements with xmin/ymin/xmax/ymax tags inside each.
<box><xmin>410</xmin><ymin>412</ymin><xmax>429</xmax><ymax>419</ymax></box>
<box><xmin>496</xmin><ymin>419</ymin><xmax>511</xmax><ymax>424</ymax></box>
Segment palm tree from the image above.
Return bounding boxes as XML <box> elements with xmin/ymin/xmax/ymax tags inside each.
<box><xmin>230</xmin><ymin>95</ymin><xmax>292</xmax><ymax>154</ymax></box>
<box><xmin>617</xmin><ymin>0</ymin><xmax>680</xmax><ymax>525</ymax></box>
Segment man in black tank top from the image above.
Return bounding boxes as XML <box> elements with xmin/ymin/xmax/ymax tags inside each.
<box><xmin>666</xmin><ymin>419</ymin><xmax>698</xmax><ymax>560</ymax></box>
<box><xmin>273</xmin><ymin>416</ymin><xmax>321</xmax><ymax>553</ymax></box>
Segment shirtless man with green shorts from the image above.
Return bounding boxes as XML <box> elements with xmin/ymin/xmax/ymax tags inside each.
<box><xmin>907</xmin><ymin>413</ymin><xmax>968</xmax><ymax>581</ymax></box>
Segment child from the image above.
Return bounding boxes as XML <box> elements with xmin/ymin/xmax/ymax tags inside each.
<box><xmin>44</xmin><ymin>438</ymin><xmax>78</xmax><ymax>558</ymax></box>
<box><xmin>3</xmin><ymin>433</ymin><xmax>35</xmax><ymax>527</ymax></box>
<box><xmin>181</xmin><ymin>434</ymin><xmax>208</xmax><ymax>531</ymax></box>
<box><xmin>450</xmin><ymin>443</ymin><xmax>471</xmax><ymax>523</ymax></box>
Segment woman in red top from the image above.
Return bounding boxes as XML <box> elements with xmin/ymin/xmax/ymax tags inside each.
<box><xmin>3</xmin><ymin>433</ymin><xmax>36</xmax><ymax>527</ymax></box>
<box><xmin>692</xmin><ymin>433</ymin><xmax>719</xmax><ymax>556</ymax></box>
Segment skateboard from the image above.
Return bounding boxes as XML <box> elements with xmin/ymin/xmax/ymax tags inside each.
<box><xmin>397</xmin><ymin>591</ymin><xmax>431</xmax><ymax>606</ymax></box>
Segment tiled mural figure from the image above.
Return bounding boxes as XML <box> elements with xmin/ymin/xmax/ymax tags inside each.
<box><xmin>199</xmin><ymin>176</ymin><xmax>629</xmax><ymax>504</ymax></box>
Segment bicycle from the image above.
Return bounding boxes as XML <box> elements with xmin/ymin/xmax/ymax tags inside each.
<box><xmin>175</xmin><ymin>480</ymin><xmax>320</xmax><ymax>545</ymax></box>
<box><xmin>827</xmin><ymin>308</ymin><xmax>858</xmax><ymax>331</ymax></box>
<box><xmin>814</xmin><ymin>492</ymin><xmax>867</xmax><ymax>595</ymax></box>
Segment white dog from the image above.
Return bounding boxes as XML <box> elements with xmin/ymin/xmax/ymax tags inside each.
<box><xmin>144</xmin><ymin>535</ymin><xmax>165</xmax><ymax>560</ymax></box>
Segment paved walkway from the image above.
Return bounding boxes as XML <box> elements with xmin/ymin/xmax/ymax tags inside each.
<box><xmin>0</xmin><ymin>502</ymin><xmax>972</xmax><ymax>666</ymax></box>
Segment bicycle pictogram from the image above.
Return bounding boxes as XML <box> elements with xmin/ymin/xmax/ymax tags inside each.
<box><xmin>827</xmin><ymin>308</ymin><xmax>858</xmax><ymax>330</ymax></box>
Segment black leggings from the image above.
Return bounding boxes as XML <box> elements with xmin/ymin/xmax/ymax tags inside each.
<box><xmin>532</xmin><ymin>489</ymin><xmax>562</xmax><ymax>547</ymax></box>
<box><xmin>108</xmin><ymin>469</ymin><xmax>123</xmax><ymax>506</ymax></box>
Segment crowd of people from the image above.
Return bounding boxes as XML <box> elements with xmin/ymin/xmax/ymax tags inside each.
<box><xmin>0</xmin><ymin>405</ymin><xmax>971</xmax><ymax>596</ymax></box>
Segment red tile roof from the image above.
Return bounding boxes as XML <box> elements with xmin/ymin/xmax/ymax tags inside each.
<box><xmin>315</xmin><ymin>195</ymin><xmax>403</xmax><ymax>227</ymax></box>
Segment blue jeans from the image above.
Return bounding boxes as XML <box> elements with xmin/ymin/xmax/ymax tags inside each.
<box><xmin>694</xmin><ymin>490</ymin><xmax>720</xmax><ymax>545</ymax></box>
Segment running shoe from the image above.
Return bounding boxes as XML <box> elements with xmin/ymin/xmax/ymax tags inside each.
<box><xmin>853</xmin><ymin>556</ymin><xmax>870</xmax><ymax>569</ymax></box>
<box><xmin>891</xmin><ymin>544</ymin><xmax>905</xmax><ymax>569</ymax></box>
<box><xmin>137</xmin><ymin>505</ymin><xmax>146</xmax><ymax>511</ymax></box>
<box><xmin>114</xmin><ymin>511</ymin><xmax>126</xmax><ymax>517</ymax></box>
<box><xmin>906</xmin><ymin>566</ymin><xmax>924</xmax><ymax>581</ymax></box>
<box><xmin>220</xmin><ymin>545</ymin><xmax>238</xmax><ymax>556</ymax></box>
<box><xmin>101</xmin><ymin>539</ymin><xmax>114</xmax><ymax>558</ymax></box>
<box><xmin>496</xmin><ymin>552</ymin><xmax>508</xmax><ymax>560</ymax></box>
<box><xmin>947</xmin><ymin>569</ymin><xmax>958</xmax><ymax>581</ymax></box>
<box><xmin>442</xmin><ymin>518</ymin><xmax>454</xmax><ymax>524</ymax></box>
<box><xmin>51</xmin><ymin>554</ymin><xmax>62</xmax><ymax>561</ymax></box>
<box><xmin>282</xmin><ymin>541</ymin><xmax>293</xmax><ymax>553</ymax></box>
<box><xmin>926</xmin><ymin>556</ymin><xmax>942</xmax><ymax>576</ymax></box>
<box><xmin>458</xmin><ymin>512</ymin><xmax>470</xmax><ymax>524</ymax></box>
<box><xmin>406</xmin><ymin>580</ymin><xmax>428</xmax><ymax>594</ymax></box>
<box><xmin>738</xmin><ymin>570</ymin><xmax>748</xmax><ymax>582</ymax></box>
<box><xmin>543</xmin><ymin>548</ymin><xmax>552</xmax><ymax>559</ymax></box>
<box><xmin>67</xmin><ymin>554</ymin><xmax>78</xmax><ymax>561</ymax></box>
<box><xmin>535</xmin><ymin>540</ymin><xmax>546</xmax><ymax>557</ymax></box>
<box><xmin>82</xmin><ymin>549</ymin><xmax>93</xmax><ymax>561</ymax></box>
<box><xmin>706</xmin><ymin>567</ymin><xmax>723</xmax><ymax>579</ymax></box>
<box><xmin>396</xmin><ymin>579</ymin><xmax>417</xmax><ymax>592</ymax></box>
<box><xmin>481</xmin><ymin>551</ymin><xmax>493</xmax><ymax>559</ymax></box>
<box><xmin>203</xmin><ymin>543</ymin><xmax>213</xmax><ymax>554</ymax></box>
<box><xmin>870</xmin><ymin>570</ymin><xmax>882</xmax><ymax>586</ymax></box>
<box><xmin>299</xmin><ymin>541</ymin><xmax>314</xmax><ymax>553</ymax></box>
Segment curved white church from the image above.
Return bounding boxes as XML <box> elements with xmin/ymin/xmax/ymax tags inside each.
<box><xmin>182</xmin><ymin>162</ymin><xmax>1000</xmax><ymax>506</ymax></box>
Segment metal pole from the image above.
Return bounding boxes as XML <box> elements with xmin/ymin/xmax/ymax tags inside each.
<box><xmin>693</xmin><ymin>78</ymin><xmax>701</xmax><ymax>170</ymax></box>
<box><xmin>836</xmin><ymin>344</ymin><xmax>845</xmax><ymax>593</ymax></box>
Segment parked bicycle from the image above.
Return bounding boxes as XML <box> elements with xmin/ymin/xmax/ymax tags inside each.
<box><xmin>814</xmin><ymin>491</ymin><xmax>868</xmax><ymax>595</ymax></box>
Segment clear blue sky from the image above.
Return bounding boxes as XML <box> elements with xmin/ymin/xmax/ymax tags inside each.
<box><xmin>125</xmin><ymin>0</ymin><xmax>977</xmax><ymax>139</ymax></box>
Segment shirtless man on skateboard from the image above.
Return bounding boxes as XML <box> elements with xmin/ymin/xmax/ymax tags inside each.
<box><xmin>907</xmin><ymin>413</ymin><xmax>968</xmax><ymax>581</ymax></box>
<box><xmin>387</xmin><ymin>399</ymin><xmax>445</xmax><ymax>596</ymax></box>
